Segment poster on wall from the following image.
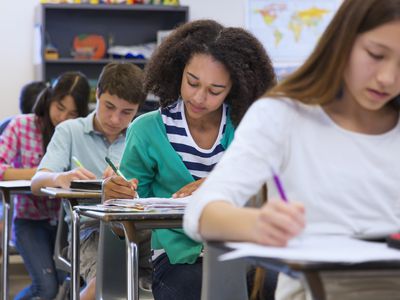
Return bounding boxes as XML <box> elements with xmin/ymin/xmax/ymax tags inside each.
<box><xmin>246</xmin><ymin>0</ymin><xmax>342</xmax><ymax>79</ymax></box>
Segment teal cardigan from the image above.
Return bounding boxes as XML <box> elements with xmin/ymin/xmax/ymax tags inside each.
<box><xmin>120</xmin><ymin>110</ymin><xmax>235</xmax><ymax>264</ymax></box>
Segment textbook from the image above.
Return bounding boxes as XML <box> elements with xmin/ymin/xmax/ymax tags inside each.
<box><xmin>70</xmin><ymin>179</ymin><xmax>102</xmax><ymax>192</ymax></box>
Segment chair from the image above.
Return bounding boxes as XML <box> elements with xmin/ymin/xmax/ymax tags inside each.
<box><xmin>54</xmin><ymin>200</ymin><xmax>72</xmax><ymax>273</ymax></box>
<box><xmin>54</xmin><ymin>200</ymin><xmax>73</xmax><ymax>300</ymax></box>
<box><xmin>200</xmin><ymin>184</ymin><xmax>270</xmax><ymax>300</ymax></box>
<box><xmin>201</xmin><ymin>242</ymin><xmax>248</xmax><ymax>300</ymax></box>
<box><xmin>95</xmin><ymin>221</ymin><xmax>127</xmax><ymax>300</ymax></box>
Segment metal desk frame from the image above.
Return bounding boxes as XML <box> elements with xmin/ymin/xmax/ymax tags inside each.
<box><xmin>72</xmin><ymin>207</ymin><xmax>183</xmax><ymax>300</ymax></box>
<box><xmin>207</xmin><ymin>242</ymin><xmax>400</xmax><ymax>300</ymax></box>
<box><xmin>0</xmin><ymin>180</ymin><xmax>31</xmax><ymax>300</ymax></box>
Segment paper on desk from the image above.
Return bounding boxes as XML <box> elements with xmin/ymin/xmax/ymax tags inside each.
<box><xmin>104</xmin><ymin>196</ymin><xmax>191</xmax><ymax>211</ymax></box>
<box><xmin>75</xmin><ymin>204</ymin><xmax>141</xmax><ymax>212</ymax></box>
<box><xmin>220</xmin><ymin>235</ymin><xmax>400</xmax><ymax>263</ymax></box>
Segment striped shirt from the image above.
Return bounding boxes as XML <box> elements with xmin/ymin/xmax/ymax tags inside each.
<box><xmin>160</xmin><ymin>100</ymin><xmax>228</xmax><ymax>180</ymax></box>
<box><xmin>0</xmin><ymin>114</ymin><xmax>60</xmax><ymax>220</ymax></box>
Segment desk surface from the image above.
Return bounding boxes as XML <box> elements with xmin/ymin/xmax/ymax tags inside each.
<box><xmin>211</xmin><ymin>240</ymin><xmax>400</xmax><ymax>273</ymax></box>
<box><xmin>76</xmin><ymin>206</ymin><xmax>183</xmax><ymax>229</ymax></box>
<box><xmin>41</xmin><ymin>187</ymin><xmax>101</xmax><ymax>199</ymax></box>
<box><xmin>246</xmin><ymin>254</ymin><xmax>400</xmax><ymax>273</ymax></box>
<box><xmin>0</xmin><ymin>180</ymin><xmax>31</xmax><ymax>190</ymax></box>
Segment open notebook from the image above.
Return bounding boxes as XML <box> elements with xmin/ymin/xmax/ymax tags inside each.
<box><xmin>103</xmin><ymin>196</ymin><xmax>191</xmax><ymax>211</ymax></box>
<box><xmin>75</xmin><ymin>196</ymin><xmax>191</xmax><ymax>212</ymax></box>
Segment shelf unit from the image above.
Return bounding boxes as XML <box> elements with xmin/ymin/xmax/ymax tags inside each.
<box><xmin>34</xmin><ymin>3</ymin><xmax>189</xmax><ymax>83</ymax></box>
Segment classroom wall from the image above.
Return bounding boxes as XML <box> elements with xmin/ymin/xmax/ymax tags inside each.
<box><xmin>0</xmin><ymin>0</ymin><xmax>246</xmax><ymax>120</ymax></box>
<box><xmin>0</xmin><ymin>0</ymin><xmax>38</xmax><ymax>120</ymax></box>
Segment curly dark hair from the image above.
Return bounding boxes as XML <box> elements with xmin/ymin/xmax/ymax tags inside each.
<box><xmin>144</xmin><ymin>19</ymin><xmax>276</xmax><ymax>126</ymax></box>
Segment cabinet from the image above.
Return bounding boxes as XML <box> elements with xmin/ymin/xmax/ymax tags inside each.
<box><xmin>34</xmin><ymin>3</ymin><xmax>189</xmax><ymax>107</ymax></box>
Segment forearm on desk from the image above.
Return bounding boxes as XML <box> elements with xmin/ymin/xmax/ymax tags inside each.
<box><xmin>31</xmin><ymin>170</ymin><xmax>58</xmax><ymax>195</ymax></box>
<box><xmin>3</xmin><ymin>167</ymin><xmax>37</xmax><ymax>180</ymax></box>
<box><xmin>199</xmin><ymin>201</ymin><xmax>259</xmax><ymax>243</ymax></box>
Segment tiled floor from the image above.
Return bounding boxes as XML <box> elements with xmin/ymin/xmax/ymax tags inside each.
<box><xmin>8</xmin><ymin>255</ymin><xmax>31</xmax><ymax>299</ymax></box>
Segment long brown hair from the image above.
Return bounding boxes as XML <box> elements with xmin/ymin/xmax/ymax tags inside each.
<box><xmin>33</xmin><ymin>71</ymin><xmax>90</xmax><ymax>150</ymax></box>
<box><xmin>268</xmin><ymin>0</ymin><xmax>400</xmax><ymax>107</ymax></box>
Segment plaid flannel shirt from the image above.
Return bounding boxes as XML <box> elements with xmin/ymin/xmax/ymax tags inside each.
<box><xmin>0</xmin><ymin>114</ymin><xmax>60</xmax><ymax>220</ymax></box>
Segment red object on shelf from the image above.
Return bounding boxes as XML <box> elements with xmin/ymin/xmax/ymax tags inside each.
<box><xmin>72</xmin><ymin>34</ymin><xmax>106</xmax><ymax>60</ymax></box>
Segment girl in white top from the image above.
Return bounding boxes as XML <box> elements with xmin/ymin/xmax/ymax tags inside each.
<box><xmin>184</xmin><ymin>0</ymin><xmax>400</xmax><ymax>299</ymax></box>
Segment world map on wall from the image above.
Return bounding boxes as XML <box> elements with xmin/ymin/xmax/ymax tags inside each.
<box><xmin>247</xmin><ymin>0</ymin><xmax>342</xmax><ymax>65</ymax></box>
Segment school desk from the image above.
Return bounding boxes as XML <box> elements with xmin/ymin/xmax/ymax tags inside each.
<box><xmin>73</xmin><ymin>205</ymin><xmax>183</xmax><ymax>300</ymax></box>
<box><xmin>0</xmin><ymin>180</ymin><xmax>31</xmax><ymax>300</ymax></box>
<box><xmin>204</xmin><ymin>240</ymin><xmax>400</xmax><ymax>300</ymax></box>
<box><xmin>40</xmin><ymin>187</ymin><xmax>102</xmax><ymax>299</ymax></box>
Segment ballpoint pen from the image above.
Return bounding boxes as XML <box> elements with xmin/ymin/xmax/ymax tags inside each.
<box><xmin>105</xmin><ymin>157</ymin><xmax>139</xmax><ymax>199</ymax></box>
<box><xmin>271</xmin><ymin>167</ymin><xmax>288</xmax><ymax>202</ymax></box>
<box><xmin>105</xmin><ymin>156</ymin><xmax>128</xmax><ymax>181</ymax></box>
<box><xmin>72</xmin><ymin>156</ymin><xmax>84</xmax><ymax>168</ymax></box>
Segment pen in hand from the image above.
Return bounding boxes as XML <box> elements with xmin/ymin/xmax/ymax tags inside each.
<box><xmin>271</xmin><ymin>167</ymin><xmax>288</xmax><ymax>202</ymax></box>
<box><xmin>105</xmin><ymin>157</ymin><xmax>128</xmax><ymax>181</ymax></box>
<box><xmin>72</xmin><ymin>156</ymin><xmax>84</xmax><ymax>168</ymax></box>
<box><xmin>105</xmin><ymin>156</ymin><xmax>138</xmax><ymax>199</ymax></box>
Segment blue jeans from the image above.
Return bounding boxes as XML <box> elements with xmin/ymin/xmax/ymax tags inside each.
<box><xmin>14</xmin><ymin>218</ymin><xmax>65</xmax><ymax>300</ymax></box>
<box><xmin>152</xmin><ymin>253</ymin><xmax>202</xmax><ymax>300</ymax></box>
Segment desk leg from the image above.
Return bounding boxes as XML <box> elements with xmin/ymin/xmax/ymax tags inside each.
<box><xmin>1</xmin><ymin>190</ymin><xmax>11</xmax><ymax>300</ymax></box>
<box><xmin>122</xmin><ymin>222</ymin><xmax>139</xmax><ymax>300</ymax></box>
<box><xmin>301</xmin><ymin>271</ymin><xmax>325</xmax><ymax>300</ymax></box>
<box><xmin>71</xmin><ymin>210</ymin><xmax>81</xmax><ymax>300</ymax></box>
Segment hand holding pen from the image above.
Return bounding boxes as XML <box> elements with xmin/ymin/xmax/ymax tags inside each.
<box><xmin>54</xmin><ymin>156</ymin><xmax>96</xmax><ymax>189</ymax></box>
<box><xmin>105</xmin><ymin>157</ymin><xmax>128</xmax><ymax>181</ymax></box>
<box><xmin>104</xmin><ymin>157</ymin><xmax>139</xmax><ymax>199</ymax></box>
<box><xmin>271</xmin><ymin>167</ymin><xmax>288</xmax><ymax>203</ymax></box>
<box><xmin>250</xmin><ymin>167</ymin><xmax>305</xmax><ymax>246</ymax></box>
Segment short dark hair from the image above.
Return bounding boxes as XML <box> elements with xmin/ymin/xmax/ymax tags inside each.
<box><xmin>34</xmin><ymin>71</ymin><xmax>90</xmax><ymax>149</ymax></box>
<box><xmin>97</xmin><ymin>62</ymin><xmax>146</xmax><ymax>105</ymax></box>
<box><xmin>19</xmin><ymin>81</ymin><xmax>47</xmax><ymax>114</ymax></box>
<box><xmin>144</xmin><ymin>19</ymin><xmax>276</xmax><ymax>126</ymax></box>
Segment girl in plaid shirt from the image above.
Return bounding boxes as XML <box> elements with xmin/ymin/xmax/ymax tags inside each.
<box><xmin>0</xmin><ymin>71</ymin><xmax>90</xmax><ymax>300</ymax></box>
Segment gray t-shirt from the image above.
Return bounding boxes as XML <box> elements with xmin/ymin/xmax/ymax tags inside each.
<box><xmin>38</xmin><ymin>111</ymin><xmax>126</xmax><ymax>240</ymax></box>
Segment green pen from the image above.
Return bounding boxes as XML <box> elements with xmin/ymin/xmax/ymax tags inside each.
<box><xmin>105</xmin><ymin>156</ymin><xmax>128</xmax><ymax>181</ymax></box>
<box><xmin>72</xmin><ymin>156</ymin><xmax>84</xmax><ymax>168</ymax></box>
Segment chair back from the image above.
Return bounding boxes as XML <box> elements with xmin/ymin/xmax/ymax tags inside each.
<box><xmin>95</xmin><ymin>222</ymin><xmax>127</xmax><ymax>300</ymax></box>
<box><xmin>54</xmin><ymin>200</ymin><xmax>72</xmax><ymax>273</ymax></box>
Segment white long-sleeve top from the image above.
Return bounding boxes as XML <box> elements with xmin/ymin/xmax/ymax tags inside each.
<box><xmin>184</xmin><ymin>98</ymin><xmax>400</xmax><ymax>242</ymax></box>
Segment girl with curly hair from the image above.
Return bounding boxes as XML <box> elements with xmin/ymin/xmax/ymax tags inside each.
<box><xmin>103</xmin><ymin>19</ymin><xmax>276</xmax><ymax>299</ymax></box>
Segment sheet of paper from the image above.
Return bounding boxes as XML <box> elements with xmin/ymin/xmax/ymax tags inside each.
<box><xmin>220</xmin><ymin>235</ymin><xmax>400</xmax><ymax>263</ymax></box>
<box><xmin>104</xmin><ymin>196</ymin><xmax>191</xmax><ymax>211</ymax></box>
<box><xmin>75</xmin><ymin>204</ymin><xmax>142</xmax><ymax>213</ymax></box>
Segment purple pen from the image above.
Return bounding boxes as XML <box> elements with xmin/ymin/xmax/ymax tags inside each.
<box><xmin>271</xmin><ymin>168</ymin><xmax>288</xmax><ymax>202</ymax></box>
